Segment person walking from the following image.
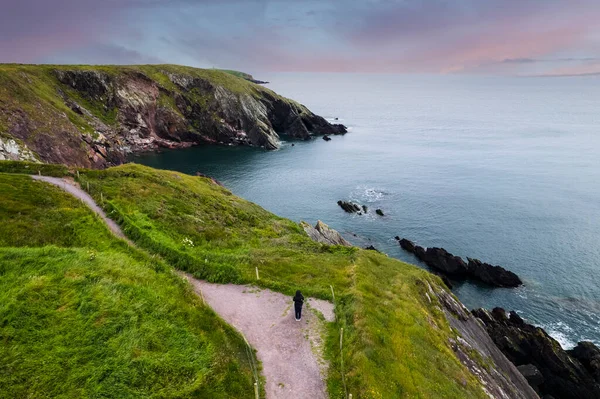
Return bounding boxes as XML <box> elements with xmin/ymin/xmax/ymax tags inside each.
<box><xmin>293</xmin><ymin>290</ymin><xmax>304</xmax><ymax>321</ymax></box>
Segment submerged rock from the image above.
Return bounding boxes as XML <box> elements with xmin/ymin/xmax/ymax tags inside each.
<box><xmin>301</xmin><ymin>220</ymin><xmax>352</xmax><ymax>247</ymax></box>
<box><xmin>472</xmin><ymin>307</ymin><xmax>600</xmax><ymax>398</ymax></box>
<box><xmin>322</xmin><ymin>135</ymin><xmax>331</xmax><ymax>141</ymax></box>
<box><xmin>375</xmin><ymin>209</ymin><xmax>384</xmax><ymax>216</ymax></box>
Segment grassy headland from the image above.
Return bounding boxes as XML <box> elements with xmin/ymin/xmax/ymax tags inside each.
<box><xmin>0</xmin><ymin>161</ymin><xmax>489</xmax><ymax>398</ymax></box>
<box><xmin>74</xmin><ymin>163</ymin><xmax>488</xmax><ymax>398</ymax></box>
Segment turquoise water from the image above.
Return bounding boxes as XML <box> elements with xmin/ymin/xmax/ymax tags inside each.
<box><xmin>133</xmin><ymin>73</ymin><xmax>600</xmax><ymax>348</ymax></box>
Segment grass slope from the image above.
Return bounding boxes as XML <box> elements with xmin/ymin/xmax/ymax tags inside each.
<box><xmin>74</xmin><ymin>163</ymin><xmax>488</xmax><ymax>399</ymax></box>
<box><xmin>0</xmin><ymin>172</ymin><xmax>257</xmax><ymax>398</ymax></box>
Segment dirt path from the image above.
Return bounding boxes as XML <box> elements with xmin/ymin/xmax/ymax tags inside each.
<box><xmin>31</xmin><ymin>175</ymin><xmax>132</xmax><ymax>244</ymax></box>
<box><xmin>32</xmin><ymin>174</ymin><xmax>336</xmax><ymax>398</ymax></box>
<box><xmin>181</xmin><ymin>274</ymin><xmax>335</xmax><ymax>399</ymax></box>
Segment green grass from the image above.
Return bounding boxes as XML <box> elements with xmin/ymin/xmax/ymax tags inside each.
<box><xmin>0</xmin><ymin>172</ymin><xmax>258</xmax><ymax>398</ymax></box>
<box><xmin>217</xmin><ymin>69</ymin><xmax>254</xmax><ymax>81</ymax></box>
<box><xmin>339</xmin><ymin>252</ymin><xmax>486</xmax><ymax>398</ymax></box>
<box><xmin>76</xmin><ymin>163</ymin><xmax>489</xmax><ymax>398</ymax></box>
<box><xmin>0</xmin><ymin>65</ymin><xmax>95</xmax><ymax>137</ymax></box>
<box><xmin>0</xmin><ymin>160</ymin><xmax>70</xmax><ymax>177</ymax></box>
<box><xmin>0</xmin><ymin>174</ymin><xmax>115</xmax><ymax>249</ymax></box>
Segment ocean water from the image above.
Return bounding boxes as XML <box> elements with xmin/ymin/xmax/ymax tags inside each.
<box><xmin>133</xmin><ymin>73</ymin><xmax>600</xmax><ymax>349</ymax></box>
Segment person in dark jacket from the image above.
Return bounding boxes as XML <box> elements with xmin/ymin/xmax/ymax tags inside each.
<box><xmin>293</xmin><ymin>290</ymin><xmax>304</xmax><ymax>321</ymax></box>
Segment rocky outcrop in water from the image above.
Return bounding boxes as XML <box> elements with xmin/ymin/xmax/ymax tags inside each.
<box><xmin>472</xmin><ymin>307</ymin><xmax>600</xmax><ymax>398</ymax></box>
<box><xmin>0</xmin><ymin>65</ymin><xmax>347</xmax><ymax>168</ymax></box>
<box><xmin>395</xmin><ymin>237</ymin><xmax>522</xmax><ymax>287</ymax></box>
<box><xmin>467</xmin><ymin>257</ymin><xmax>522</xmax><ymax>287</ymax></box>
<box><xmin>396</xmin><ymin>237</ymin><xmax>415</xmax><ymax>252</ymax></box>
<box><xmin>337</xmin><ymin>200</ymin><xmax>362</xmax><ymax>213</ymax></box>
<box><xmin>301</xmin><ymin>220</ymin><xmax>352</xmax><ymax>247</ymax></box>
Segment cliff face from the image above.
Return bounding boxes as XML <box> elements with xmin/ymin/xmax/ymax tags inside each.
<box><xmin>0</xmin><ymin>65</ymin><xmax>346</xmax><ymax>168</ymax></box>
<box><xmin>473</xmin><ymin>308</ymin><xmax>600</xmax><ymax>399</ymax></box>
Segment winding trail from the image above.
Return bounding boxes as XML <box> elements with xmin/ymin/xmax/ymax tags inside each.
<box><xmin>31</xmin><ymin>175</ymin><xmax>132</xmax><ymax>244</ymax></box>
<box><xmin>182</xmin><ymin>275</ymin><xmax>334</xmax><ymax>399</ymax></box>
<box><xmin>32</xmin><ymin>175</ymin><xmax>335</xmax><ymax>399</ymax></box>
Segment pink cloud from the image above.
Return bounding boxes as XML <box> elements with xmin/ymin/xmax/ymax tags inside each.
<box><xmin>1</xmin><ymin>0</ymin><xmax>599</xmax><ymax>75</ymax></box>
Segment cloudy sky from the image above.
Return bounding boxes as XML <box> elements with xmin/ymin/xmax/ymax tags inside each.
<box><xmin>2</xmin><ymin>0</ymin><xmax>600</xmax><ymax>76</ymax></box>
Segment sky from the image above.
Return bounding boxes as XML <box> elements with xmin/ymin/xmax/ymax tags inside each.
<box><xmin>2</xmin><ymin>0</ymin><xmax>600</xmax><ymax>76</ymax></box>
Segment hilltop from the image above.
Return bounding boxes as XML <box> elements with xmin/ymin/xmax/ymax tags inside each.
<box><xmin>0</xmin><ymin>64</ymin><xmax>346</xmax><ymax>168</ymax></box>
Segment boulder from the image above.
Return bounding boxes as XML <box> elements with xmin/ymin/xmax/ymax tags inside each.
<box><xmin>467</xmin><ymin>258</ymin><xmax>522</xmax><ymax>287</ymax></box>
<box><xmin>322</xmin><ymin>135</ymin><xmax>331</xmax><ymax>141</ymax></box>
<box><xmin>362</xmin><ymin>205</ymin><xmax>368</xmax><ymax>213</ymax></box>
<box><xmin>472</xmin><ymin>307</ymin><xmax>600</xmax><ymax>399</ymax></box>
<box><xmin>337</xmin><ymin>200</ymin><xmax>361</xmax><ymax>213</ymax></box>
<box><xmin>375</xmin><ymin>209</ymin><xmax>384</xmax><ymax>216</ymax></box>
<box><xmin>301</xmin><ymin>220</ymin><xmax>352</xmax><ymax>247</ymax></box>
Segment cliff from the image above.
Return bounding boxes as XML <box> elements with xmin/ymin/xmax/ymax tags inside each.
<box><xmin>0</xmin><ymin>64</ymin><xmax>346</xmax><ymax>168</ymax></box>
<box><xmin>473</xmin><ymin>307</ymin><xmax>600</xmax><ymax>398</ymax></box>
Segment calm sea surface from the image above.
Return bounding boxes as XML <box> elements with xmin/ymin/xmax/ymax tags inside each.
<box><xmin>134</xmin><ymin>73</ymin><xmax>600</xmax><ymax>348</ymax></box>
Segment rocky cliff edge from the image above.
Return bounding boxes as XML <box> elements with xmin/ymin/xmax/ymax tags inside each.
<box><xmin>0</xmin><ymin>65</ymin><xmax>346</xmax><ymax>168</ymax></box>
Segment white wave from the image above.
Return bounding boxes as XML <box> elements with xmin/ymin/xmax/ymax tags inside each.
<box><xmin>351</xmin><ymin>186</ymin><xmax>388</xmax><ymax>203</ymax></box>
<box><xmin>541</xmin><ymin>321</ymin><xmax>576</xmax><ymax>349</ymax></box>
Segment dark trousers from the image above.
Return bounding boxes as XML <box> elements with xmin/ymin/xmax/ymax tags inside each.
<box><xmin>295</xmin><ymin>305</ymin><xmax>302</xmax><ymax>319</ymax></box>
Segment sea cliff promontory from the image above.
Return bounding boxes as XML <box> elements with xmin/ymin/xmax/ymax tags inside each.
<box><xmin>0</xmin><ymin>64</ymin><xmax>346</xmax><ymax>167</ymax></box>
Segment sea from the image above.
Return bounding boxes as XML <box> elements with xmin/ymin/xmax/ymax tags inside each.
<box><xmin>133</xmin><ymin>73</ymin><xmax>600</xmax><ymax>349</ymax></box>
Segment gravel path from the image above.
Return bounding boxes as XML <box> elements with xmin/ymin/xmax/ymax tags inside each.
<box><xmin>181</xmin><ymin>274</ymin><xmax>335</xmax><ymax>399</ymax></box>
<box><xmin>32</xmin><ymin>174</ymin><xmax>335</xmax><ymax>398</ymax></box>
<box><xmin>31</xmin><ymin>175</ymin><xmax>132</xmax><ymax>244</ymax></box>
